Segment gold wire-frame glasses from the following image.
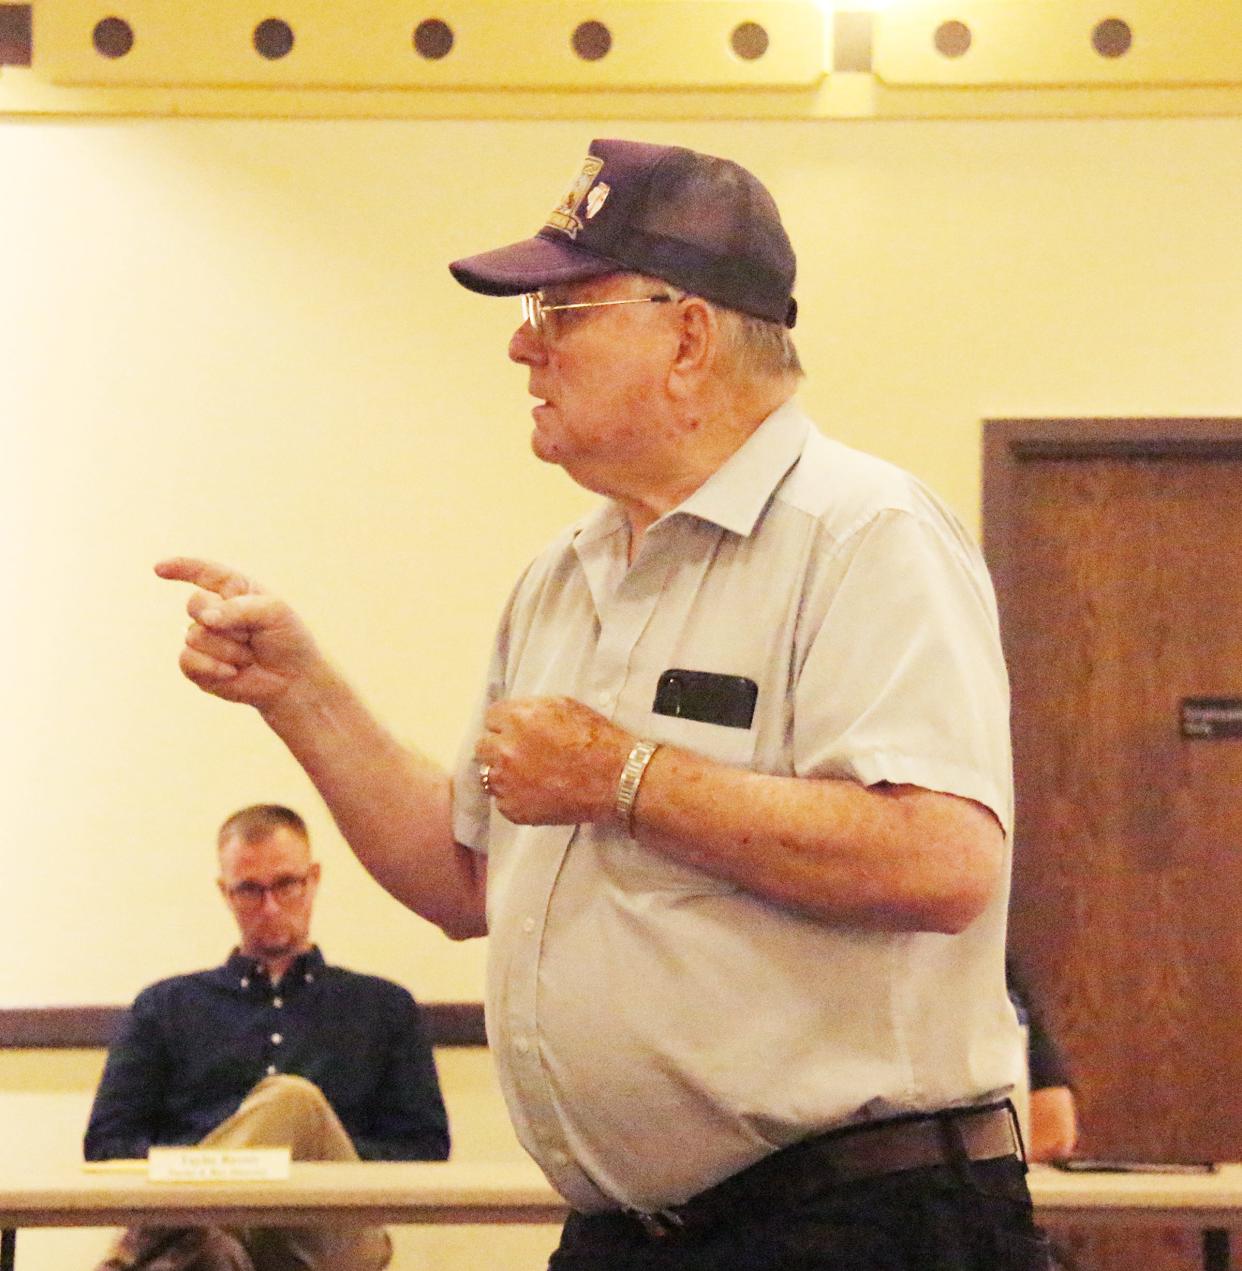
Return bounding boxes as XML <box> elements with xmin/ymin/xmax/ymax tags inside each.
<box><xmin>520</xmin><ymin>290</ymin><xmax>674</xmax><ymax>335</ymax></box>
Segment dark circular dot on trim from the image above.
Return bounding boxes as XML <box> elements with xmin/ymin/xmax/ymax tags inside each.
<box><xmin>572</xmin><ymin>20</ymin><xmax>611</xmax><ymax>62</ymax></box>
<box><xmin>1092</xmin><ymin>17</ymin><xmax>1132</xmax><ymax>58</ymax></box>
<box><xmin>934</xmin><ymin>20</ymin><xmax>972</xmax><ymax>58</ymax></box>
<box><xmin>253</xmin><ymin>17</ymin><xmax>294</xmax><ymax>60</ymax></box>
<box><xmin>731</xmin><ymin>22</ymin><xmax>769</xmax><ymax>61</ymax></box>
<box><xmin>413</xmin><ymin>18</ymin><xmax>454</xmax><ymax>60</ymax></box>
<box><xmin>92</xmin><ymin>16</ymin><xmax>134</xmax><ymax>59</ymax></box>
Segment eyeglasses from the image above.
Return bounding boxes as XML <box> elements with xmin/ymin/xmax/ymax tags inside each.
<box><xmin>224</xmin><ymin>872</ymin><xmax>312</xmax><ymax>910</ymax></box>
<box><xmin>520</xmin><ymin>291</ymin><xmax>674</xmax><ymax>336</ymax></box>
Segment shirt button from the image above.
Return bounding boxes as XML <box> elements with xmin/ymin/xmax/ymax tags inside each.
<box><xmin>273</xmin><ymin>997</ymin><xmax>283</xmax><ymax>1008</ymax></box>
<box><xmin>266</xmin><ymin>1064</ymin><xmax>277</xmax><ymax>1076</ymax></box>
<box><xmin>522</xmin><ymin>917</ymin><xmax>536</xmax><ymax>934</ymax></box>
<box><xmin>551</xmin><ymin>1150</ymin><xmax>571</xmax><ymax>1167</ymax></box>
<box><xmin>271</xmin><ymin>1033</ymin><xmax>283</xmax><ymax>1045</ymax></box>
<box><xmin>514</xmin><ymin>1036</ymin><xmax>530</xmax><ymax>1055</ymax></box>
<box><xmin>597</xmin><ymin>691</ymin><xmax>614</xmax><ymax>710</ymax></box>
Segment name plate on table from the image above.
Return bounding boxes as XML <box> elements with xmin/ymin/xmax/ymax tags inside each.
<box><xmin>148</xmin><ymin>1147</ymin><xmax>291</xmax><ymax>1182</ymax></box>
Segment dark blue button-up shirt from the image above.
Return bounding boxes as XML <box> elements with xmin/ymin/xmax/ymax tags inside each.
<box><xmin>84</xmin><ymin>947</ymin><xmax>450</xmax><ymax>1162</ymax></box>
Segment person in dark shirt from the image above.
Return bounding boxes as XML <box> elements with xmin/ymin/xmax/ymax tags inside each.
<box><xmin>1006</xmin><ymin>958</ymin><xmax>1079</xmax><ymax>1163</ymax></box>
<box><xmin>85</xmin><ymin>804</ymin><xmax>450</xmax><ymax>1271</ymax></box>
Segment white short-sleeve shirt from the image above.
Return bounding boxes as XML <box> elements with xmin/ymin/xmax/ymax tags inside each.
<box><xmin>453</xmin><ymin>400</ymin><xmax>1023</xmax><ymax>1213</ymax></box>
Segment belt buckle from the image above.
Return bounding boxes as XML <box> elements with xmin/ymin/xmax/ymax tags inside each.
<box><xmin>627</xmin><ymin>1208</ymin><xmax>686</xmax><ymax>1241</ymax></box>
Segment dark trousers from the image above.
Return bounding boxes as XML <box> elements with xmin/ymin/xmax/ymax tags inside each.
<box><xmin>548</xmin><ymin>1156</ymin><xmax>1051</xmax><ymax>1271</ymax></box>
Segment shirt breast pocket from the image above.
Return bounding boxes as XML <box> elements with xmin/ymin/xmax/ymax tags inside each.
<box><xmin>644</xmin><ymin>711</ymin><xmax>758</xmax><ymax>770</ymax></box>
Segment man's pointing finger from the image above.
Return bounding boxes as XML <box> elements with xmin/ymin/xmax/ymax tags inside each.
<box><xmin>154</xmin><ymin>557</ymin><xmax>257</xmax><ymax>601</ymax></box>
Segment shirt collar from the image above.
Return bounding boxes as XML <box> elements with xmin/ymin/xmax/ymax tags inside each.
<box><xmin>572</xmin><ymin>499</ymin><xmax>629</xmax><ymax>549</ymax></box>
<box><xmin>672</xmin><ymin>398</ymin><xmax>810</xmax><ymax>537</ymax></box>
<box><xmin>569</xmin><ymin>398</ymin><xmax>810</xmax><ymax>549</ymax></box>
<box><xmin>225</xmin><ymin>945</ymin><xmax>325</xmax><ymax>987</ymax></box>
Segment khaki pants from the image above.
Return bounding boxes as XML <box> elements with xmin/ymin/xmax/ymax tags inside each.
<box><xmin>96</xmin><ymin>1075</ymin><xmax>392</xmax><ymax>1271</ymax></box>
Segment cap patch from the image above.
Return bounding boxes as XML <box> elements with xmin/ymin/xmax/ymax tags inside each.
<box><xmin>585</xmin><ymin>182</ymin><xmax>611</xmax><ymax>220</ymax></box>
<box><xmin>545</xmin><ymin>154</ymin><xmax>604</xmax><ymax>240</ymax></box>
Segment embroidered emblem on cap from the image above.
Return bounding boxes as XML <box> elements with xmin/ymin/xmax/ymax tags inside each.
<box><xmin>585</xmin><ymin>182</ymin><xmax>610</xmax><ymax>220</ymax></box>
<box><xmin>545</xmin><ymin>155</ymin><xmax>604</xmax><ymax>239</ymax></box>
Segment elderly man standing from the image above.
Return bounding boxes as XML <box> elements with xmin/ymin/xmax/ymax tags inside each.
<box><xmin>86</xmin><ymin>804</ymin><xmax>449</xmax><ymax>1271</ymax></box>
<box><xmin>157</xmin><ymin>140</ymin><xmax>1049</xmax><ymax>1269</ymax></box>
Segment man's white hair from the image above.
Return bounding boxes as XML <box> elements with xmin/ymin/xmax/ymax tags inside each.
<box><xmin>712</xmin><ymin>305</ymin><xmax>804</xmax><ymax>382</ymax></box>
<box><xmin>622</xmin><ymin>272</ymin><xmax>803</xmax><ymax>383</ymax></box>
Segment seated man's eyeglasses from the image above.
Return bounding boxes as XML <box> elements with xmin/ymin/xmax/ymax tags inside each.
<box><xmin>520</xmin><ymin>290</ymin><xmax>674</xmax><ymax>336</ymax></box>
<box><xmin>225</xmin><ymin>873</ymin><xmax>312</xmax><ymax>909</ymax></box>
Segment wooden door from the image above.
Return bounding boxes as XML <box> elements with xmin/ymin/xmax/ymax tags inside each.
<box><xmin>984</xmin><ymin>419</ymin><xmax>1242</xmax><ymax>1271</ymax></box>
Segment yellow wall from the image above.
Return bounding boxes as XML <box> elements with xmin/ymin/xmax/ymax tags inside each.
<box><xmin>6</xmin><ymin>115</ymin><xmax>1241</xmax><ymax>1008</ymax></box>
<box><xmin>3</xmin><ymin>113</ymin><xmax>1241</xmax><ymax>1268</ymax></box>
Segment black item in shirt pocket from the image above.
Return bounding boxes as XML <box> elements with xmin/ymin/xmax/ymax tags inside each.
<box><xmin>652</xmin><ymin>669</ymin><xmax>758</xmax><ymax>730</ymax></box>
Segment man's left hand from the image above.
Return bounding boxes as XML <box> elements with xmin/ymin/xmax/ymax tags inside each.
<box><xmin>475</xmin><ymin>697</ymin><xmax>633</xmax><ymax>826</ymax></box>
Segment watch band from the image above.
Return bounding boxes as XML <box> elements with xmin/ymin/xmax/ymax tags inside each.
<box><xmin>614</xmin><ymin>739</ymin><xmax>660</xmax><ymax>835</ymax></box>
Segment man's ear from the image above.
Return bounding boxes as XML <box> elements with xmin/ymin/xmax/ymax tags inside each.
<box><xmin>667</xmin><ymin>296</ymin><xmax>718</xmax><ymax>400</ymax></box>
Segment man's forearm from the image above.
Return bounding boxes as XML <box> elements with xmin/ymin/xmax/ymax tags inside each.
<box><xmin>84</xmin><ymin>1037</ymin><xmax>160</xmax><ymax>1162</ymax></box>
<box><xmin>83</xmin><ymin>1124</ymin><xmax>154</xmax><ymax>1162</ymax></box>
<box><xmin>261</xmin><ymin>663</ymin><xmax>487</xmax><ymax>940</ymax></box>
<box><xmin>354</xmin><ymin>1129</ymin><xmax>451</xmax><ymax>1162</ymax></box>
<box><xmin>476</xmin><ymin>695</ymin><xmax>1002</xmax><ymax>933</ymax></box>
<box><xmin>630</xmin><ymin>746</ymin><xmax>1004</xmax><ymax>934</ymax></box>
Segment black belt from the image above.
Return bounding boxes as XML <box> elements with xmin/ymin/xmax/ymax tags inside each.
<box><xmin>610</xmin><ymin>1101</ymin><xmax>1022</xmax><ymax>1243</ymax></box>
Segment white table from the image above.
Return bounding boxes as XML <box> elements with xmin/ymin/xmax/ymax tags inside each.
<box><xmin>0</xmin><ymin>1160</ymin><xmax>567</xmax><ymax>1270</ymax></box>
<box><xmin>1029</xmin><ymin>1163</ymin><xmax>1242</xmax><ymax>1271</ymax></box>
<box><xmin>3</xmin><ymin>1160</ymin><xmax>1240</xmax><ymax>1270</ymax></box>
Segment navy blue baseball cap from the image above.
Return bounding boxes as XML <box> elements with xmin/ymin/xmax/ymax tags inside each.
<box><xmin>449</xmin><ymin>139</ymin><xmax>798</xmax><ymax>328</ymax></box>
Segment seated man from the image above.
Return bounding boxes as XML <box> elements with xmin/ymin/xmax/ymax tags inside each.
<box><xmin>85</xmin><ymin>804</ymin><xmax>451</xmax><ymax>1271</ymax></box>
